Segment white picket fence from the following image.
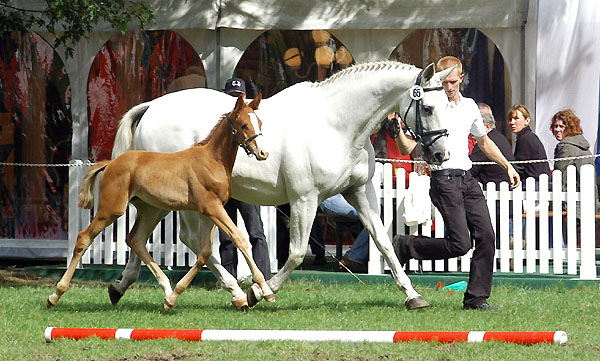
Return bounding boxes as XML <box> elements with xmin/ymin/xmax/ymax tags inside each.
<box><xmin>67</xmin><ymin>160</ymin><xmax>598</xmax><ymax>280</ymax></box>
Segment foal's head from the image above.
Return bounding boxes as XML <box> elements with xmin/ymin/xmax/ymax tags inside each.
<box><xmin>228</xmin><ymin>93</ymin><xmax>268</xmax><ymax>161</ymax></box>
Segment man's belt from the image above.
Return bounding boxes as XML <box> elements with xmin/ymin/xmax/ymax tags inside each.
<box><xmin>430</xmin><ymin>169</ymin><xmax>468</xmax><ymax>177</ymax></box>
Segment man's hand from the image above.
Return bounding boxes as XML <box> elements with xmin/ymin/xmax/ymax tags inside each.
<box><xmin>507</xmin><ymin>165</ymin><xmax>520</xmax><ymax>189</ymax></box>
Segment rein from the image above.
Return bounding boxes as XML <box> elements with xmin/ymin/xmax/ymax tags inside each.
<box><xmin>401</xmin><ymin>70</ymin><xmax>448</xmax><ymax>149</ymax></box>
<box><xmin>227</xmin><ymin>114</ymin><xmax>262</xmax><ymax>156</ymax></box>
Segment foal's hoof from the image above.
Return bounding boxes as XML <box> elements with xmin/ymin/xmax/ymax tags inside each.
<box><xmin>108</xmin><ymin>283</ymin><xmax>124</xmax><ymax>306</ymax></box>
<box><xmin>246</xmin><ymin>287</ymin><xmax>261</xmax><ymax>308</ymax></box>
<box><xmin>405</xmin><ymin>296</ymin><xmax>430</xmax><ymax>310</ymax></box>
<box><xmin>232</xmin><ymin>298</ymin><xmax>251</xmax><ymax>312</ymax></box>
<box><xmin>264</xmin><ymin>294</ymin><xmax>276</xmax><ymax>303</ymax></box>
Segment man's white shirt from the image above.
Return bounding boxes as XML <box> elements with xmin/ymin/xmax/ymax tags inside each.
<box><xmin>428</xmin><ymin>94</ymin><xmax>486</xmax><ymax>171</ymax></box>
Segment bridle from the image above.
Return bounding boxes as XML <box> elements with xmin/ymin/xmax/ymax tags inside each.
<box><xmin>401</xmin><ymin>70</ymin><xmax>448</xmax><ymax>149</ymax></box>
<box><xmin>227</xmin><ymin>114</ymin><xmax>262</xmax><ymax>156</ymax></box>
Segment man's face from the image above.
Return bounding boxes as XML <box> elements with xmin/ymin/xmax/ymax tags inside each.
<box><xmin>441</xmin><ymin>68</ymin><xmax>463</xmax><ymax>102</ymax></box>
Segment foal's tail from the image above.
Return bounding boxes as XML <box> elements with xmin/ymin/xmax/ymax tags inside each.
<box><xmin>78</xmin><ymin>161</ymin><xmax>111</xmax><ymax>209</ymax></box>
<box><xmin>111</xmin><ymin>103</ymin><xmax>150</xmax><ymax>159</ymax></box>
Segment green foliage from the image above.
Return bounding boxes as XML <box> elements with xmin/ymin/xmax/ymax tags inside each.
<box><xmin>1</xmin><ymin>271</ymin><xmax>599</xmax><ymax>361</ymax></box>
<box><xmin>0</xmin><ymin>0</ymin><xmax>155</xmax><ymax>57</ymax></box>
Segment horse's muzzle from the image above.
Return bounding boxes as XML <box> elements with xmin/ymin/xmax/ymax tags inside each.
<box><xmin>256</xmin><ymin>149</ymin><xmax>269</xmax><ymax>161</ymax></box>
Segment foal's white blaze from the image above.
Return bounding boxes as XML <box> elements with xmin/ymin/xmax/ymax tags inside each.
<box><xmin>248</xmin><ymin>111</ymin><xmax>268</xmax><ymax>159</ymax></box>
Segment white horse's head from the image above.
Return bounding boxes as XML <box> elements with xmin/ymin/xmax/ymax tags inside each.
<box><xmin>399</xmin><ymin>63</ymin><xmax>454</xmax><ymax>165</ymax></box>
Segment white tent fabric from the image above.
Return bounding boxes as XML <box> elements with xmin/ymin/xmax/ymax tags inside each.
<box><xmin>218</xmin><ymin>0</ymin><xmax>529</xmax><ymax>30</ymax></box>
<box><xmin>535</xmin><ymin>0</ymin><xmax>600</xmax><ymax>162</ymax></box>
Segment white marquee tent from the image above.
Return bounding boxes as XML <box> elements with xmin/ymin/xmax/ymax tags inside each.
<box><xmin>2</xmin><ymin>0</ymin><xmax>599</xmax><ymax>258</ymax></box>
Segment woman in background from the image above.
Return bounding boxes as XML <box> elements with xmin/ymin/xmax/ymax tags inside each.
<box><xmin>550</xmin><ymin>109</ymin><xmax>598</xmax><ymax>216</ymax></box>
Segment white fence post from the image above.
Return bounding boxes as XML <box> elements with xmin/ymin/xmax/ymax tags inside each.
<box><xmin>579</xmin><ymin>164</ymin><xmax>597</xmax><ymax>279</ymax></box>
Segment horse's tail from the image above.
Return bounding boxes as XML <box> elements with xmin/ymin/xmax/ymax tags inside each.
<box><xmin>78</xmin><ymin>160</ymin><xmax>111</xmax><ymax>209</ymax></box>
<box><xmin>112</xmin><ymin>103</ymin><xmax>150</xmax><ymax>159</ymax></box>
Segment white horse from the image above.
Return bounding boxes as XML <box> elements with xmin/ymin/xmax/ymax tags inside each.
<box><xmin>108</xmin><ymin>60</ymin><xmax>453</xmax><ymax>310</ymax></box>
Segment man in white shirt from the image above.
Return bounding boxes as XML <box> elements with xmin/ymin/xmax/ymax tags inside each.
<box><xmin>391</xmin><ymin>56</ymin><xmax>520</xmax><ymax>310</ymax></box>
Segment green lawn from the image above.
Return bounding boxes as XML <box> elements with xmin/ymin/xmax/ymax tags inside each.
<box><xmin>0</xmin><ymin>268</ymin><xmax>598</xmax><ymax>361</ymax></box>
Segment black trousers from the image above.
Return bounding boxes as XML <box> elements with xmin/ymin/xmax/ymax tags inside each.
<box><xmin>218</xmin><ymin>198</ymin><xmax>271</xmax><ymax>280</ymax></box>
<box><xmin>403</xmin><ymin>171</ymin><xmax>495</xmax><ymax>307</ymax></box>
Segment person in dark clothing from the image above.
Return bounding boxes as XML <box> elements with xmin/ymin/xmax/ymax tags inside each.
<box><xmin>470</xmin><ymin>103</ymin><xmax>515</xmax><ymax>188</ymax></box>
<box><xmin>508</xmin><ymin>104</ymin><xmax>551</xmax><ymax>182</ymax></box>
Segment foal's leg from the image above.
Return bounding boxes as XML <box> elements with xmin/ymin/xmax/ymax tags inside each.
<box><xmin>108</xmin><ymin>209</ymin><xmax>168</xmax><ymax>305</ymax></box>
<box><xmin>207</xmin><ymin>204</ymin><xmax>275</xmax><ymax>304</ymax></box>
<box><xmin>344</xmin><ymin>183</ymin><xmax>429</xmax><ymax>310</ymax></box>
<box><xmin>163</xmin><ymin>218</ymin><xmax>215</xmax><ymax>310</ymax></box>
<box><xmin>47</xmin><ymin>213</ymin><xmax>119</xmax><ymax>307</ymax></box>
<box><xmin>126</xmin><ymin>204</ymin><xmax>174</xmax><ymax>302</ymax></box>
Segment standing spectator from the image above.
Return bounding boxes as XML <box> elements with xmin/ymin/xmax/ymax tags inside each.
<box><xmin>391</xmin><ymin>56</ymin><xmax>520</xmax><ymax>310</ymax></box>
<box><xmin>470</xmin><ymin>103</ymin><xmax>515</xmax><ymax>188</ymax></box>
<box><xmin>219</xmin><ymin>77</ymin><xmax>271</xmax><ymax>281</ymax></box>
<box><xmin>550</xmin><ymin>109</ymin><xmax>599</xmax><ymax>216</ymax></box>
<box><xmin>508</xmin><ymin>104</ymin><xmax>551</xmax><ymax>183</ymax></box>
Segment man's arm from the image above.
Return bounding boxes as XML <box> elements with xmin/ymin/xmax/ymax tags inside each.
<box><xmin>389</xmin><ymin>116</ymin><xmax>417</xmax><ymax>155</ymax></box>
<box><xmin>474</xmin><ymin>134</ymin><xmax>520</xmax><ymax>189</ymax></box>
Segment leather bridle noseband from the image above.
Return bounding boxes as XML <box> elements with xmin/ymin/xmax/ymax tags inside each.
<box><xmin>227</xmin><ymin>114</ymin><xmax>262</xmax><ymax>156</ymax></box>
<box><xmin>401</xmin><ymin>70</ymin><xmax>448</xmax><ymax>149</ymax></box>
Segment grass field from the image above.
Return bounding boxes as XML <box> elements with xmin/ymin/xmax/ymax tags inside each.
<box><xmin>0</xmin><ymin>267</ymin><xmax>598</xmax><ymax>361</ymax></box>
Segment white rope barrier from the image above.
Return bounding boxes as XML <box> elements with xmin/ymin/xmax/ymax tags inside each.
<box><xmin>1</xmin><ymin>154</ymin><xmax>599</xmax><ymax>167</ymax></box>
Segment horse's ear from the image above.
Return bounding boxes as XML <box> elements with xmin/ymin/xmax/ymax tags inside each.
<box><xmin>437</xmin><ymin>65</ymin><xmax>457</xmax><ymax>82</ymax></box>
<box><xmin>249</xmin><ymin>92</ymin><xmax>262</xmax><ymax>110</ymax></box>
<box><xmin>234</xmin><ymin>94</ymin><xmax>246</xmax><ymax>112</ymax></box>
<box><xmin>422</xmin><ymin>63</ymin><xmax>436</xmax><ymax>84</ymax></box>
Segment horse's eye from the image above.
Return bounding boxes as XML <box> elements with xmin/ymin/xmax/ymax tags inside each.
<box><xmin>423</xmin><ymin>106</ymin><xmax>433</xmax><ymax>115</ymax></box>
<box><xmin>242</xmin><ymin>125</ymin><xmax>249</xmax><ymax>130</ymax></box>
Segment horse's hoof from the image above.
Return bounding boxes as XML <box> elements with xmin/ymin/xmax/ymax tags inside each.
<box><xmin>108</xmin><ymin>283</ymin><xmax>124</xmax><ymax>306</ymax></box>
<box><xmin>246</xmin><ymin>287</ymin><xmax>260</xmax><ymax>308</ymax></box>
<box><xmin>46</xmin><ymin>298</ymin><xmax>55</xmax><ymax>308</ymax></box>
<box><xmin>264</xmin><ymin>294</ymin><xmax>276</xmax><ymax>303</ymax></box>
<box><xmin>232</xmin><ymin>298</ymin><xmax>250</xmax><ymax>311</ymax></box>
<box><xmin>163</xmin><ymin>298</ymin><xmax>175</xmax><ymax>311</ymax></box>
<box><xmin>405</xmin><ymin>296</ymin><xmax>430</xmax><ymax>310</ymax></box>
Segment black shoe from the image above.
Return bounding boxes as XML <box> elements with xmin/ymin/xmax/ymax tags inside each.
<box><xmin>340</xmin><ymin>257</ymin><xmax>368</xmax><ymax>273</ymax></box>
<box><xmin>463</xmin><ymin>302</ymin><xmax>500</xmax><ymax>311</ymax></box>
<box><xmin>392</xmin><ymin>234</ymin><xmax>409</xmax><ymax>267</ymax></box>
<box><xmin>313</xmin><ymin>254</ymin><xmax>327</xmax><ymax>266</ymax></box>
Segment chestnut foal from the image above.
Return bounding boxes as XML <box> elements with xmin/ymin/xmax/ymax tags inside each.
<box><xmin>47</xmin><ymin>94</ymin><xmax>273</xmax><ymax>310</ymax></box>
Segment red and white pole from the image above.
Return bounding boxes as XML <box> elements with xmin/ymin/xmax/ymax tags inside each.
<box><xmin>45</xmin><ymin>327</ymin><xmax>567</xmax><ymax>345</ymax></box>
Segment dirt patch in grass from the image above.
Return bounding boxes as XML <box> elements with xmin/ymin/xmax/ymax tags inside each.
<box><xmin>0</xmin><ymin>267</ymin><xmax>56</xmax><ymax>286</ymax></box>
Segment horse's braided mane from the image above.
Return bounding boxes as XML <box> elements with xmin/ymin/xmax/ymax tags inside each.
<box><xmin>195</xmin><ymin>114</ymin><xmax>227</xmax><ymax>146</ymax></box>
<box><xmin>314</xmin><ymin>60</ymin><xmax>416</xmax><ymax>88</ymax></box>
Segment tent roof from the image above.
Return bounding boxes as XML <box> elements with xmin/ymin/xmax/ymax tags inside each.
<box><xmin>22</xmin><ymin>0</ymin><xmax>531</xmax><ymax>32</ymax></box>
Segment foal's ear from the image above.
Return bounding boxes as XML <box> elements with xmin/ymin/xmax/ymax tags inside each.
<box><xmin>249</xmin><ymin>92</ymin><xmax>262</xmax><ymax>110</ymax></box>
<box><xmin>234</xmin><ymin>94</ymin><xmax>246</xmax><ymax>112</ymax></box>
<box><xmin>422</xmin><ymin>63</ymin><xmax>436</xmax><ymax>84</ymax></box>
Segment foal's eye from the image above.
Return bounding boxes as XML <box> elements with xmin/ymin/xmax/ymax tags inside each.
<box><xmin>423</xmin><ymin>106</ymin><xmax>433</xmax><ymax>115</ymax></box>
<box><xmin>241</xmin><ymin>125</ymin><xmax>249</xmax><ymax>130</ymax></box>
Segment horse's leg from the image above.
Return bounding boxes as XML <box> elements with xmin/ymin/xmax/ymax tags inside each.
<box><xmin>126</xmin><ymin>204</ymin><xmax>173</xmax><ymax>303</ymax></box>
<box><xmin>207</xmin><ymin>204</ymin><xmax>275</xmax><ymax>304</ymax></box>
<box><xmin>163</xmin><ymin>221</ymin><xmax>214</xmax><ymax>311</ymax></box>
<box><xmin>179</xmin><ymin>211</ymin><xmax>248</xmax><ymax>309</ymax></box>
<box><xmin>343</xmin><ymin>183</ymin><xmax>429</xmax><ymax>310</ymax></box>
<box><xmin>249</xmin><ymin>196</ymin><xmax>317</xmax><ymax>306</ymax></box>
<box><xmin>108</xmin><ymin>209</ymin><xmax>169</xmax><ymax>305</ymax></box>
<box><xmin>47</xmin><ymin>213</ymin><xmax>118</xmax><ymax>307</ymax></box>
